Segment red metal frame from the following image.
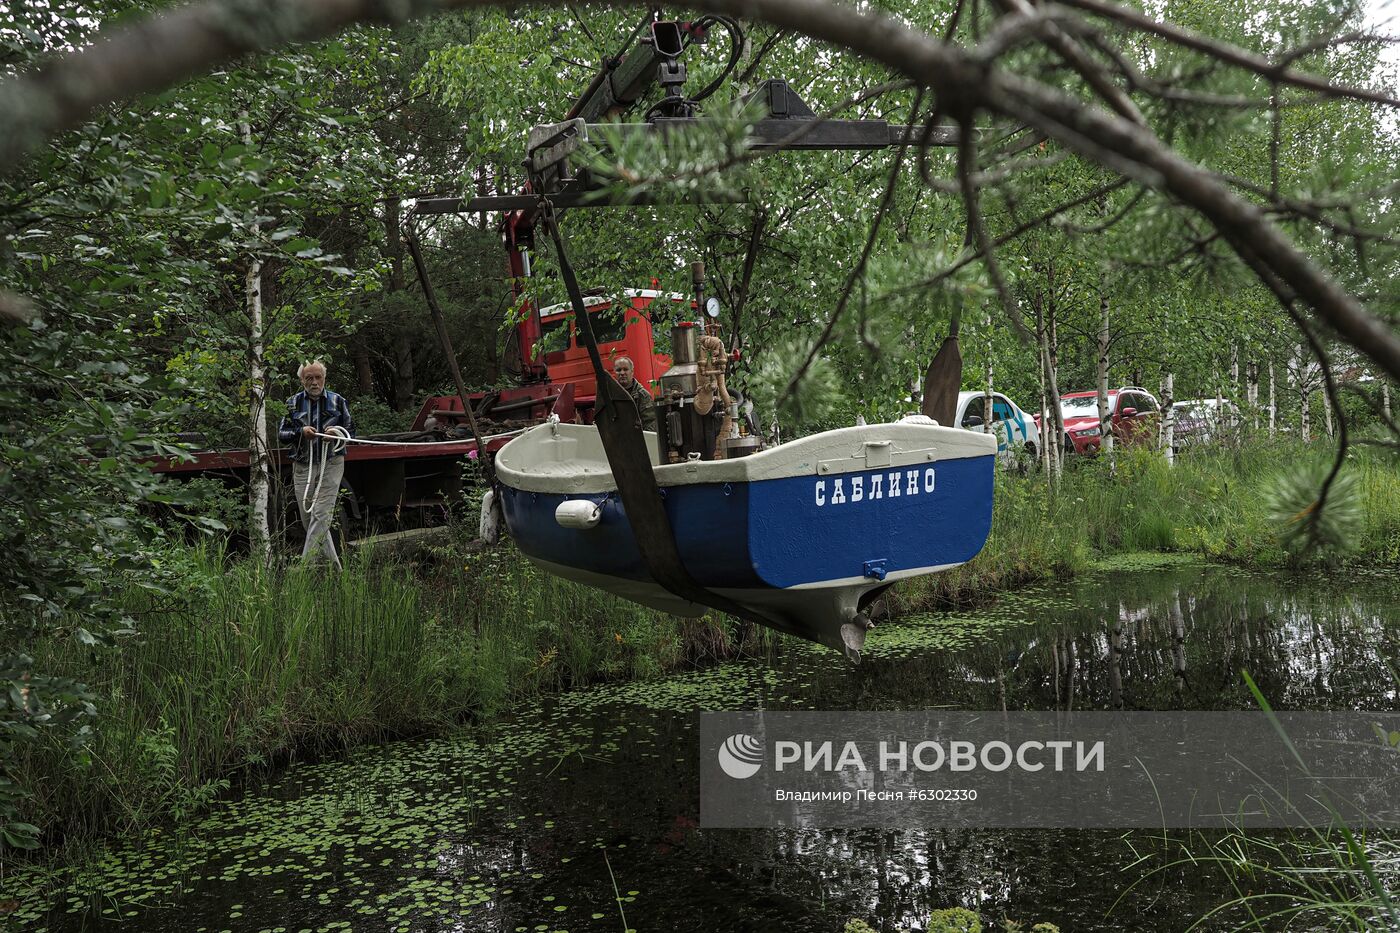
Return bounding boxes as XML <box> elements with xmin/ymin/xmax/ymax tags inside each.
<box><xmin>503</xmin><ymin>209</ymin><xmax>549</xmax><ymax>382</ymax></box>
<box><xmin>146</xmin><ymin>436</ymin><xmax>510</xmax><ymax>475</ymax></box>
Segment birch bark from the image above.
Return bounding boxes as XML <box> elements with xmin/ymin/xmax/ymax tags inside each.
<box><xmin>241</xmin><ymin>112</ymin><xmax>270</xmax><ymax>563</ymax></box>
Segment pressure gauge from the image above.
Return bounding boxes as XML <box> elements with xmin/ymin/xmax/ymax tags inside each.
<box><xmin>705</xmin><ymin>296</ymin><xmax>722</xmax><ymax>318</ymax></box>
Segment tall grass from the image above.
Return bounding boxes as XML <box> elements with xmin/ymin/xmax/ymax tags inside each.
<box><xmin>12</xmin><ymin>540</ymin><xmax>747</xmax><ymax>849</ymax></box>
<box><xmin>895</xmin><ymin>438</ymin><xmax>1400</xmax><ymax>610</ymax></box>
<box><xmin>1121</xmin><ymin>672</ymin><xmax>1400</xmax><ymax>932</ymax></box>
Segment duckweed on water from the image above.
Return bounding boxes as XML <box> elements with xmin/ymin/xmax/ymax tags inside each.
<box><xmin>1085</xmin><ymin>551</ymin><xmax>1204</xmax><ymax>573</ymax></box>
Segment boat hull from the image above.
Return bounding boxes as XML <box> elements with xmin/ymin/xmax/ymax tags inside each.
<box><xmin>495</xmin><ymin>421</ymin><xmax>996</xmax><ymax>653</ymax></box>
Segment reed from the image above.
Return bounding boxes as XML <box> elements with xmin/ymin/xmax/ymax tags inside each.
<box><xmin>895</xmin><ymin>438</ymin><xmax>1399</xmax><ymax>612</ymax></box>
<box><xmin>1119</xmin><ymin>672</ymin><xmax>1400</xmax><ymax>932</ymax></box>
<box><xmin>11</xmin><ymin>539</ymin><xmax>743</xmax><ymax>849</ymax></box>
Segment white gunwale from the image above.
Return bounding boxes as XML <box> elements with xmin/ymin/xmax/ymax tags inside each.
<box><xmin>495</xmin><ymin>422</ymin><xmax>997</xmax><ymax>495</ymax></box>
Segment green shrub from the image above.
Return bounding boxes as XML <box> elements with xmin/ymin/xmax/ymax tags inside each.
<box><xmin>927</xmin><ymin>907</ymin><xmax>982</xmax><ymax>933</ymax></box>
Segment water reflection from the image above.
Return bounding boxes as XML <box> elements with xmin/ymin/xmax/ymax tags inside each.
<box><xmin>848</xmin><ymin>567</ymin><xmax>1400</xmax><ymax>715</ymax></box>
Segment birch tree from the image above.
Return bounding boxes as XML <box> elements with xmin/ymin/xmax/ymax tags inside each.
<box><xmin>1161</xmin><ymin>372</ymin><xmax>1175</xmax><ymax>465</ymax></box>
<box><xmin>240</xmin><ymin>112</ymin><xmax>271</xmax><ymax>562</ymax></box>
<box><xmin>1096</xmin><ymin>290</ymin><xmax>1113</xmax><ymax>458</ymax></box>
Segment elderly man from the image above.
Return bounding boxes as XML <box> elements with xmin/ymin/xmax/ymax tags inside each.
<box><xmin>277</xmin><ymin>360</ymin><xmax>355</xmax><ymax>569</ymax></box>
<box><xmin>611</xmin><ymin>356</ymin><xmax>657</xmax><ymax>431</ymax></box>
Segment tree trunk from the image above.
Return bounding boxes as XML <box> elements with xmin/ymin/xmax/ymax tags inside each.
<box><xmin>729</xmin><ymin>208</ymin><xmax>767</xmax><ymax>354</ymax></box>
<box><xmin>1047</xmin><ymin>279</ymin><xmax>1065</xmax><ymax>474</ymax></box>
<box><xmin>1323</xmin><ymin>381</ymin><xmax>1334</xmax><ymax>437</ymax></box>
<box><xmin>394</xmin><ymin>332</ymin><xmax>417</xmax><ymax>411</ymax></box>
<box><xmin>1246</xmin><ymin>360</ymin><xmax>1258</xmax><ymax>428</ymax></box>
<box><xmin>1298</xmin><ymin>345</ymin><xmax>1311</xmax><ymax>442</ymax></box>
<box><xmin>351</xmin><ymin>336</ymin><xmax>374</xmax><ymax>394</ymax></box>
<box><xmin>240</xmin><ymin>114</ymin><xmax>271</xmax><ymax>564</ymax></box>
<box><xmin>246</xmin><ymin>259</ymin><xmax>270</xmax><ymax>563</ymax></box>
<box><xmin>1161</xmin><ymin>371</ymin><xmax>1175</xmax><ymax>465</ymax></box>
<box><xmin>1033</xmin><ymin>291</ymin><xmax>1053</xmax><ymax>479</ymax></box>
<box><xmin>384</xmin><ymin>198</ymin><xmax>416</xmax><ymax>410</ymax></box>
<box><xmin>1096</xmin><ymin>290</ymin><xmax>1112</xmax><ymax>457</ymax></box>
<box><xmin>1268</xmin><ymin>359</ymin><xmax>1277</xmax><ymax>435</ymax></box>
<box><xmin>1385</xmin><ymin>379</ymin><xmax>1392</xmax><ymax>421</ymax></box>
<box><xmin>983</xmin><ymin>312</ymin><xmax>994</xmax><ymax>437</ymax></box>
<box><xmin>475</xmin><ymin>163</ymin><xmax>490</xmax><ymax>230</ymax></box>
<box><xmin>1214</xmin><ymin>366</ymin><xmax>1225</xmax><ymax>443</ymax></box>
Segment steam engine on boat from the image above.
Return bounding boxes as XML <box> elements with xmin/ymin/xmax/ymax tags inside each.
<box><xmin>653</xmin><ymin>262</ymin><xmax>764</xmax><ymax>463</ymax></box>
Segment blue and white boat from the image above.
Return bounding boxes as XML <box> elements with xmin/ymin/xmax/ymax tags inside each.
<box><xmin>494</xmin><ymin>417</ymin><xmax>996</xmax><ymax>656</ymax></box>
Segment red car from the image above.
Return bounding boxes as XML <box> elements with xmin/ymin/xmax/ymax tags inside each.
<box><xmin>1037</xmin><ymin>387</ymin><xmax>1162</xmax><ymax>455</ymax></box>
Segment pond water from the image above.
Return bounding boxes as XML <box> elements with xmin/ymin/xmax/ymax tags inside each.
<box><xmin>19</xmin><ymin>561</ymin><xmax>1400</xmax><ymax>932</ymax></box>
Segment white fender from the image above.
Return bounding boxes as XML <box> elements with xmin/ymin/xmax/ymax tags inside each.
<box><xmin>555</xmin><ymin>499</ymin><xmax>602</xmax><ymax>529</ymax></box>
<box><xmin>479</xmin><ymin>489</ymin><xmax>503</xmax><ymax>545</ymax></box>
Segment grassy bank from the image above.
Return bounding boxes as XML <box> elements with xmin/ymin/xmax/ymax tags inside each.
<box><xmin>894</xmin><ymin>438</ymin><xmax>1400</xmax><ymax>610</ymax></box>
<box><xmin>10</xmin><ymin>540</ymin><xmax>762</xmax><ymax>852</ymax></box>
<box><xmin>9</xmin><ymin>438</ymin><xmax>1398</xmax><ymax>855</ymax></box>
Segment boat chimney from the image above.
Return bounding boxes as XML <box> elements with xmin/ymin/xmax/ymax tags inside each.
<box><xmin>690</xmin><ymin>260</ymin><xmax>708</xmax><ymax>330</ymax></box>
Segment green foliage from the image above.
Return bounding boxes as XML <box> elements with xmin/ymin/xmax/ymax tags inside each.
<box><xmin>0</xmin><ymin>312</ymin><xmax>213</xmax><ymax>849</ymax></box>
<box><xmin>927</xmin><ymin>907</ymin><xmax>982</xmax><ymax>932</ymax></box>
<box><xmin>923</xmin><ymin>908</ymin><xmax>1059</xmax><ymax>933</ymax></box>
<box><xmin>842</xmin><ymin>920</ymin><xmax>878</xmax><ymax>933</ymax></box>
<box><xmin>742</xmin><ymin>336</ymin><xmax>852</xmax><ymax>434</ymax></box>
<box><xmin>1263</xmin><ymin>458</ymin><xmax>1363</xmax><ymax>562</ymax></box>
<box><xmin>345</xmin><ymin>395</ymin><xmax>405</xmax><ymax>436</ymax></box>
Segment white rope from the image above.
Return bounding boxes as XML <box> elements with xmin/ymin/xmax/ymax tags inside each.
<box><xmin>302</xmin><ymin>425</ymin><xmax>350</xmax><ymax>513</ymax></box>
<box><xmin>307</xmin><ymin>428</ymin><xmax>527</xmax><ymax>447</ymax></box>
<box><xmin>298</xmin><ymin>426</ymin><xmax>525</xmax><ymax>513</ymax></box>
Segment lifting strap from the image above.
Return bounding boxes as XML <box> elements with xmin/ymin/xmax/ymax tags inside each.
<box><xmin>540</xmin><ymin>202</ymin><xmax>784</xmax><ymax>633</ymax></box>
<box><xmin>404</xmin><ymin>207</ymin><xmax>497</xmax><ymax>486</ymax></box>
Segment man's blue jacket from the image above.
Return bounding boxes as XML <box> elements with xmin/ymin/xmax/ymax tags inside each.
<box><xmin>278</xmin><ymin>389</ymin><xmax>355</xmax><ymax>463</ymax></box>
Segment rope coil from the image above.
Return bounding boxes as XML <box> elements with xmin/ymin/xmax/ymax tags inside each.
<box><xmin>301</xmin><ymin>425</ymin><xmax>349</xmax><ymax>513</ymax></box>
<box><xmin>307</xmin><ymin>428</ymin><xmax>525</xmax><ymax>448</ymax></box>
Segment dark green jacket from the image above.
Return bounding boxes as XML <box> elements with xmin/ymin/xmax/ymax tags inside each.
<box><xmin>622</xmin><ymin>378</ymin><xmax>657</xmax><ymax>431</ymax></box>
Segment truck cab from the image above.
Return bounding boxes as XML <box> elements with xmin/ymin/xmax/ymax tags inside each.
<box><xmin>532</xmin><ymin>288</ymin><xmax>677</xmax><ymax>410</ymax></box>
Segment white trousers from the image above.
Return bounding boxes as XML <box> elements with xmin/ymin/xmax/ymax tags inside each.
<box><xmin>292</xmin><ymin>456</ymin><xmax>344</xmax><ymax>570</ymax></box>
